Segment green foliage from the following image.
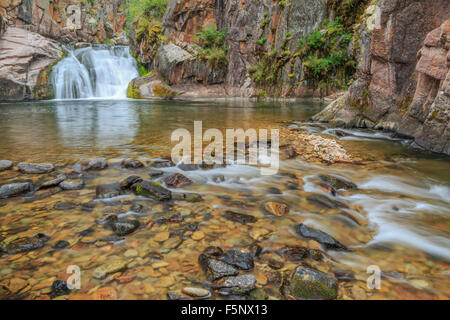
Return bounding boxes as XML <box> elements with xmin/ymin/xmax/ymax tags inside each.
<box><xmin>295</xmin><ymin>18</ymin><xmax>356</xmax><ymax>89</ymax></box>
<box><xmin>279</xmin><ymin>0</ymin><xmax>287</xmax><ymax>9</ymax></box>
<box><xmin>195</xmin><ymin>24</ymin><xmax>228</xmax><ymax>68</ymax></box>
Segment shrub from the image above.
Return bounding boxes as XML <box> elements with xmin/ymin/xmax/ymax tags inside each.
<box><xmin>195</xmin><ymin>24</ymin><xmax>228</xmax><ymax>68</ymax></box>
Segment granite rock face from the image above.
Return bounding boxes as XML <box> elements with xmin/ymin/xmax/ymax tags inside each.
<box><xmin>313</xmin><ymin>1</ymin><xmax>450</xmax><ymax>155</ymax></box>
<box><xmin>0</xmin><ymin>27</ymin><xmax>63</xmax><ymax>101</ymax></box>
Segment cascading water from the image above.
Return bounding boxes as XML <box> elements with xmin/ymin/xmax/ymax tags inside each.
<box><xmin>51</xmin><ymin>45</ymin><xmax>139</xmax><ymax>99</ymax></box>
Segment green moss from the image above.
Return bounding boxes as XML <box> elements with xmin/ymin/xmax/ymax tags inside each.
<box><xmin>135</xmin><ymin>185</ymin><xmax>144</xmax><ymax>194</ymax></box>
<box><xmin>290</xmin><ymin>278</ymin><xmax>337</xmax><ymax>300</ymax></box>
<box><xmin>33</xmin><ymin>50</ymin><xmax>68</xmax><ymax>100</ymax></box>
<box><xmin>127</xmin><ymin>82</ymin><xmax>141</xmax><ymax>99</ymax></box>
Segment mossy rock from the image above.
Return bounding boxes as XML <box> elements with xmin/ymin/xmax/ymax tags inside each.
<box><xmin>289</xmin><ymin>266</ymin><xmax>338</xmax><ymax>300</ymax></box>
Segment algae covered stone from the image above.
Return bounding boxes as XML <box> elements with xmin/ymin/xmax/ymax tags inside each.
<box><xmin>289</xmin><ymin>266</ymin><xmax>338</xmax><ymax>300</ymax></box>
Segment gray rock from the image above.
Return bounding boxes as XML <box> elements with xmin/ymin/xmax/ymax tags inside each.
<box><xmin>39</xmin><ymin>175</ymin><xmax>66</xmax><ymax>189</ymax></box>
<box><xmin>0</xmin><ymin>160</ymin><xmax>13</xmax><ymax>171</ymax></box>
<box><xmin>221</xmin><ymin>249</ymin><xmax>254</xmax><ymax>270</ymax></box>
<box><xmin>120</xmin><ymin>176</ymin><xmax>143</xmax><ymax>189</ymax></box>
<box><xmin>18</xmin><ymin>162</ymin><xmax>54</xmax><ymax>174</ymax></box>
<box><xmin>121</xmin><ymin>158</ymin><xmax>144</xmax><ymax>168</ymax></box>
<box><xmin>222</xmin><ymin>211</ymin><xmax>257</xmax><ymax>224</ymax></box>
<box><xmin>0</xmin><ymin>182</ymin><xmax>33</xmax><ymax>199</ymax></box>
<box><xmin>213</xmin><ymin>274</ymin><xmax>257</xmax><ymax>295</ymax></box>
<box><xmin>60</xmin><ymin>180</ymin><xmax>84</xmax><ymax>190</ymax></box>
<box><xmin>131</xmin><ymin>180</ymin><xmax>171</xmax><ymax>201</ymax></box>
<box><xmin>295</xmin><ymin>224</ymin><xmax>347</xmax><ymax>251</ymax></box>
<box><xmin>198</xmin><ymin>255</ymin><xmax>238</xmax><ymax>281</ymax></box>
<box><xmin>290</xmin><ymin>266</ymin><xmax>338</xmax><ymax>300</ymax></box>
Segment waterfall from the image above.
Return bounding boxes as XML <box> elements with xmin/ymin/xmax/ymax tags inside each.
<box><xmin>51</xmin><ymin>45</ymin><xmax>139</xmax><ymax>100</ymax></box>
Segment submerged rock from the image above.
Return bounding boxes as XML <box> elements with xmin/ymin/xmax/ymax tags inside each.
<box><xmin>50</xmin><ymin>280</ymin><xmax>71</xmax><ymax>298</ymax></box>
<box><xmin>295</xmin><ymin>224</ymin><xmax>347</xmax><ymax>251</ymax></box>
<box><xmin>18</xmin><ymin>162</ymin><xmax>54</xmax><ymax>174</ymax></box>
<box><xmin>182</xmin><ymin>287</ymin><xmax>211</xmax><ymax>298</ymax></box>
<box><xmin>264</xmin><ymin>201</ymin><xmax>289</xmax><ymax>216</ymax></box>
<box><xmin>172</xmin><ymin>192</ymin><xmax>203</xmax><ymax>202</ymax></box>
<box><xmin>222</xmin><ymin>211</ymin><xmax>257</xmax><ymax>224</ymax></box>
<box><xmin>53</xmin><ymin>240</ymin><xmax>70</xmax><ymax>250</ymax></box>
<box><xmin>60</xmin><ymin>180</ymin><xmax>84</xmax><ymax>190</ymax></box>
<box><xmin>0</xmin><ymin>182</ymin><xmax>33</xmax><ymax>199</ymax></box>
<box><xmin>131</xmin><ymin>180</ymin><xmax>171</xmax><ymax>201</ymax></box>
<box><xmin>0</xmin><ymin>160</ymin><xmax>13</xmax><ymax>171</ymax></box>
<box><xmin>289</xmin><ymin>266</ymin><xmax>338</xmax><ymax>300</ymax></box>
<box><xmin>0</xmin><ymin>233</ymin><xmax>50</xmax><ymax>254</ymax></box>
<box><xmin>96</xmin><ymin>183</ymin><xmax>122</xmax><ymax>199</ymax></box>
<box><xmin>213</xmin><ymin>275</ymin><xmax>257</xmax><ymax>296</ymax></box>
<box><xmin>198</xmin><ymin>248</ymin><xmax>238</xmax><ymax>281</ymax></box>
<box><xmin>277</xmin><ymin>246</ymin><xmax>309</xmax><ymax>262</ymax></box>
<box><xmin>149</xmin><ymin>169</ymin><xmax>164</xmax><ymax>178</ymax></box>
<box><xmin>122</xmin><ymin>158</ymin><xmax>144</xmax><ymax>169</ymax></box>
<box><xmin>147</xmin><ymin>158</ymin><xmax>174</xmax><ymax>168</ymax></box>
<box><xmin>307</xmin><ymin>195</ymin><xmax>348</xmax><ymax>209</ymax></box>
<box><xmin>318</xmin><ymin>175</ymin><xmax>357</xmax><ymax>190</ymax></box>
<box><xmin>103</xmin><ymin>215</ymin><xmax>140</xmax><ymax>236</ymax></box>
<box><xmin>221</xmin><ymin>249</ymin><xmax>254</xmax><ymax>271</ymax></box>
<box><xmin>163</xmin><ymin>173</ymin><xmax>193</xmax><ymax>188</ymax></box>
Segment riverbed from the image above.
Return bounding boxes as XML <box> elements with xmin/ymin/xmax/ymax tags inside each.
<box><xmin>0</xmin><ymin>99</ymin><xmax>449</xmax><ymax>300</ymax></box>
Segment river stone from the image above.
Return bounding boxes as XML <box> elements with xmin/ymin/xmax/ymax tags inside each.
<box><xmin>221</xmin><ymin>249</ymin><xmax>254</xmax><ymax>270</ymax></box>
<box><xmin>96</xmin><ymin>183</ymin><xmax>122</xmax><ymax>199</ymax></box>
<box><xmin>198</xmin><ymin>255</ymin><xmax>238</xmax><ymax>281</ymax></box>
<box><xmin>93</xmin><ymin>260</ymin><xmax>128</xmax><ymax>279</ymax></box>
<box><xmin>318</xmin><ymin>174</ymin><xmax>357</xmax><ymax>190</ymax></box>
<box><xmin>306</xmin><ymin>194</ymin><xmax>348</xmax><ymax>209</ymax></box>
<box><xmin>163</xmin><ymin>173</ymin><xmax>193</xmax><ymax>188</ymax></box>
<box><xmin>131</xmin><ymin>180</ymin><xmax>171</xmax><ymax>201</ymax></box>
<box><xmin>60</xmin><ymin>180</ymin><xmax>84</xmax><ymax>190</ymax></box>
<box><xmin>120</xmin><ymin>176</ymin><xmax>143</xmax><ymax>189</ymax></box>
<box><xmin>182</xmin><ymin>287</ymin><xmax>210</xmax><ymax>298</ymax></box>
<box><xmin>0</xmin><ymin>160</ymin><xmax>13</xmax><ymax>171</ymax></box>
<box><xmin>40</xmin><ymin>175</ymin><xmax>66</xmax><ymax>189</ymax></box>
<box><xmin>18</xmin><ymin>162</ymin><xmax>54</xmax><ymax>174</ymax></box>
<box><xmin>222</xmin><ymin>211</ymin><xmax>257</xmax><ymax>224</ymax></box>
<box><xmin>0</xmin><ymin>233</ymin><xmax>50</xmax><ymax>254</ymax></box>
<box><xmin>278</xmin><ymin>246</ymin><xmax>309</xmax><ymax>262</ymax></box>
<box><xmin>122</xmin><ymin>158</ymin><xmax>144</xmax><ymax>169</ymax></box>
<box><xmin>290</xmin><ymin>266</ymin><xmax>338</xmax><ymax>300</ymax></box>
<box><xmin>264</xmin><ymin>201</ymin><xmax>289</xmax><ymax>216</ymax></box>
<box><xmin>172</xmin><ymin>192</ymin><xmax>203</xmax><ymax>202</ymax></box>
<box><xmin>0</xmin><ymin>182</ymin><xmax>33</xmax><ymax>199</ymax></box>
<box><xmin>178</xmin><ymin>163</ymin><xmax>200</xmax><ymax>171</ymax></box>
<box><xmin>147</xmin><ymin>159</ymin><xmax>174</xmax><ymax>168</ymax></box>
<box><xmin>53</xmin><ymin>240</ymin><xmax>70</xmax><ymax>250</ymax></box>
<box><xmin>213</xmin><ymin>274</ymin><xmax>257</xmax><ymax>295</ymax></box>
<box><xmin>84</xmin><ymin>158</ymin><xmax>108</xmax><ymax>170</ymax></box>
<box><xmin>295</xmin><ymin>224</ymin><xmax>347</xmax><ymax>251</ymax></box>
